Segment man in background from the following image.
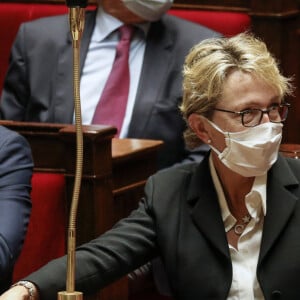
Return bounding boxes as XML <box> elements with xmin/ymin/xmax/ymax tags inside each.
<box><xmin>0</xmin><ymin>0</ymin><xmax>220</xmax><ymax>169</ymax></box>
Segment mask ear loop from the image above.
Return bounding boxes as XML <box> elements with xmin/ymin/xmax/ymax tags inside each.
<box><xmin>197</xmin><ymin>116</ymin><xmax>228</xmax><ymax>156</ymax></box>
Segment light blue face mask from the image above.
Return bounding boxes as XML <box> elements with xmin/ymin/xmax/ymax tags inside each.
<box><xmin>122</xmin><ymin>0</ymin><xmax>173</xmax><ymax>21</ymax></box>
<box><xmin>206</xmin><ymin>119</ymin><xmax>283</xmax><ymax>177</ymax></box>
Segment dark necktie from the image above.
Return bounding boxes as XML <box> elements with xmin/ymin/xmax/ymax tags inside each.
<box><xmin>92</xmin><ymin>25</ymin><xmax>134</xmax><ymax>137</ymax></box>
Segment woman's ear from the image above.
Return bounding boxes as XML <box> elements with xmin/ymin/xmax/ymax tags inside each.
<box><xmin>188</xmin><ymin>113</ymin><xmax>211</xmax><ymax>144</ymax></box>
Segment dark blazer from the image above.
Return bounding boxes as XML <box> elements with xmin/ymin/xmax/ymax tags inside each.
<box><xmin>0</xmin><ymin>10</ymin><xmax>219</xmax><ymax>168</ymax></box>
<box><xmin>0</xmin><ymin>125</ymin><xmax>33</xmax><ymax>293</ymax></box>
<box><xmin>26</xmin><ymin>154</ymin><xmax>300</xmax><ymax>300</ymax></box>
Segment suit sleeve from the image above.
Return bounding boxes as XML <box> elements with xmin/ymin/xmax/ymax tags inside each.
<box><xmin>25</xmin><ymin>176</ymin><xmax>159</xmax><ymax>300</ymax></box>
<box><xmin>0</xmin><ymin>24</ymin><xmax>29</xmax><ymax>121</ymax></box>
<box><xmin>0</xmin><ymin>128</ymin><xmax>33</xmax><ymax>276</ymax></box>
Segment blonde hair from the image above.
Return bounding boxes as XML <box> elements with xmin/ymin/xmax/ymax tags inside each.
<box><xmin>180</xmin><ymin>32</ymin><xmax>294</xmax><ymax>149</ymax></box>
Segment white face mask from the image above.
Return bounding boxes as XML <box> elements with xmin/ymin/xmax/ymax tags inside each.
<box><xmin>206</xmin><ymin>119</ymin><xmax>283</xmax><ymax>177</ymax></box>
<box><xmin>122</xmin><ymin>0</ymin><xmax>173</xmax><ymax>21</ymax></box>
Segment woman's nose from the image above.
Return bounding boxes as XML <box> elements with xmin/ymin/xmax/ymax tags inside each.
<box><xmin>261</xmin><ymin>111</ymin><xmax>271</xmax><ymax>123</ymax></box>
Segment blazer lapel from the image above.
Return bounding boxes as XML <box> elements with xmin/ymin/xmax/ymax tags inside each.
<box><xmin>128</xmin><ymin>20</ymin><xmax>174</xmax><ymax>137</ymax></box>
<box><xmin>188</xmin><ymin>158</ymin><xmax>231</xmax><ymax>259</ymax></box>
<box><xmin>186</xmin><ymin>155</ymin><xmax>299</xmax><ymax>266</ymax></box>
<box><xmin>54</xmin><ymin>10</ymin><xmax>96</xmax><ymax>123</ymax></box>
<box><xmin>258</xmin><ymin>156</ymin><xmax>299</xmax><ymax>264</ymax></box>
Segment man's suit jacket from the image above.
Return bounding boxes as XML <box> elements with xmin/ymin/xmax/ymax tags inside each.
<box><xmin>26</xmin><ymin>154</ymin><xmax>300</xmax><ymax>300</ymax></box>
<box><xmin>0</xmin><ymin>126</ymin><xmax>33</xmax><ymax>293</ymax></box>
<box><xmin>0</xmin><ymin>10</ymin><xmax>219</xmax><ymax>168</ymax></box>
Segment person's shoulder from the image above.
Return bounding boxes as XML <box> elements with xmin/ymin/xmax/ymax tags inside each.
<box><xmin>161</xmin><ymin>13</ymin><xmax>222</xmax><ymax>38</ymax></box>
<box><xmin>0</xmin><ymin>125</ymin><xmax>29</xmax><ymax>148</ymax></box>
<box><xmin>15</xmin><ymin>13</ymin><xmax>69</xmax><ymax>42</ymax></box>
<box><xmin>151</xmin><ymin>162</ymin><xmax>199</xmax><ymax>184</ymax></box>
<box><xmin>20</xmin><ymin>9</ymin><xmax>95</xmax><ymax>31</ymax></box>
<box><xmin>0</xmin><ymin>125</ymin><xmax>18</xmax><ymax>139</ymax></box>
<box><xmin>285</xmin><ymin>156</ymin><xmax>300</xmax><ymax>173</ymax></box>
<box><xmin>145</xmin><ymin>162</ymin><xmax>203</xmax><ymax>211</ymax></box>
<box><xmin>22</xmin><ymin>12</ymin><xmax>68</xmax><ymax>28</ymax></box>
<box><xmin>273</xmin><ymin>154</ymin><xmax>300</xmax><ymax>183</ymax></box>
<box><xmin>14</xmin><ymin>9</ymin><xmax>95</xmax><ymax>45</ymax></box>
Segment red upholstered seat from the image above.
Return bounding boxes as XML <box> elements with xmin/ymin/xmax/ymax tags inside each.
<box><xmin>13</xmin><ymin>173</ymin><xmax>67</xmax><ymax>282</ymax></box>
<box><xmin>168</xmin><ymin>9</ymin><xmax>251</xmax><ymax>36</ymax></box>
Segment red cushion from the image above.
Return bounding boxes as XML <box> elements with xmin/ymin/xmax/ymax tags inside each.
<box><xmin>13</xmin><ymin>173</ymin><xmax>67</xmax><ymax>281</ymax></box>
<box><xmin>168</xmin><ymin>9</ymin><xmax>251</xmax><ymax>36</ymax></box>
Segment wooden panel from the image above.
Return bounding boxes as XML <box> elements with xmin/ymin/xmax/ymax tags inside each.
<box><xmin>249</xmin><ymin>10</ymin><xmax>299</xmax><ymax>143</ymax></box>
<box><xmin>280</xmin><ymin>143</ymin><xmax>300</xmax><ymax>159</ymax></box>
<box><xmin>251</xmin><ymin>0</ymin><xmax>298</xmax><ymax>14</ymax></box>
<box><xmin>173</xmin><ymin>0</ymin><xmax>250</xmax><ymax>12</ymax></box>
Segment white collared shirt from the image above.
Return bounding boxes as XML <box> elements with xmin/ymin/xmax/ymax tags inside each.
<box><xmin>77</xmin><ymin>7</ymin><xmax>150</xmax><ymax>137</ymax></box>
<box><xmin>209</xmin><ymin>155</ymin><xmax>267</xmax><ymax>300</ymax></box>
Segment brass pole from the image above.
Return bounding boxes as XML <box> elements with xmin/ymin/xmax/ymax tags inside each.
<box><xmin>58</xmin><ymin>6</ymin><xmax>85</xmax><ymax>300</ymax></box>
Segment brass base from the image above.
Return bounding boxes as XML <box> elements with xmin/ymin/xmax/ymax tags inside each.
<box><xmin>57</xmin><ymin>291</ymin><xmax>83</xmax><ymax>300</ymax></box>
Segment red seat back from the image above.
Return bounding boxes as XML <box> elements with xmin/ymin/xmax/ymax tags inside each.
<box><xmin>167</xmin><ymin>9</ymin><xmax>251</xmax><ymax>36</ymax></box>
<box><xmin>13</xmin><ymin>173</ymin><xmax>67</xmax><ymax>281</ymax></box>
